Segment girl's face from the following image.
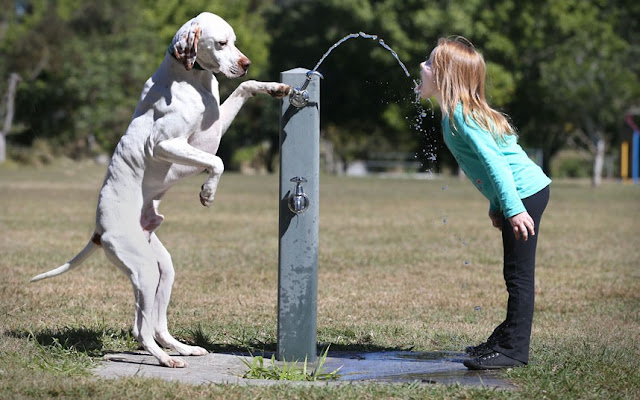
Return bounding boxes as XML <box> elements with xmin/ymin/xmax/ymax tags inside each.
<box><xmin>418</xmin><ymin>49</ymin><xmax>438</xmax><ymax>100</ymax></box>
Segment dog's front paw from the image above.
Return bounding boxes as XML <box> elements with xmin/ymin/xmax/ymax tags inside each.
<box><xmin>267</xmin><ymin>83</ymin><xmax>291</xmax><ymax>98</ymax></box>
<box><xmin>200</xmin><ymin>183</ymin><xmax>215</xmax><ymax>207</ymax></box>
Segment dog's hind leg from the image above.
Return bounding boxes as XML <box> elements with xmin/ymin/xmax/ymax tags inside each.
<box><xmin>149</xmin><ymin>233</ymin><xmax>208</xmax><ymax>356</ymax></box>
<box><xmin>101</xmin><ymin>230</ymin><xmax>188</xmax><ymax>368</ymax></box>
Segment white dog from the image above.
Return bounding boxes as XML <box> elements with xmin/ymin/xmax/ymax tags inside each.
<box><xmin>30</xmin><ymin>12</ymin><xmax>290</xmax><ymax>368</ymax></box>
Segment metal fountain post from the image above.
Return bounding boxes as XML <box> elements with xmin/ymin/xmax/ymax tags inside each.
<box><xmin>275</xmin><ymin>34</ymin><xmax>413</xmax><ymax>362</ymax></box>
<box><xmin>277</xmin><ymin>68</ymin><xmax>322</xmax><ymax>362</ymax></box>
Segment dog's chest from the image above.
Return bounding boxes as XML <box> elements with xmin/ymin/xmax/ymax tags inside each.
<box><xmin>188</xmin><ymin>104</ymin><xmax>222</xmax><ymax>155</ymax></box>
<box><xmin>188</xmin><ymin>125</ymin><xmax>221</xmax><ymax>155</ymax></box>
<box><xmin>171</xmin><ymin>82</ymin><xmax>222</xmax><ymax>154</ymax></box>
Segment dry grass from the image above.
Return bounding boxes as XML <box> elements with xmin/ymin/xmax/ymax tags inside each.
<box><xmin>1</xmin><ymin>161</ymin><xmax>639</xmax><ymax>399</ymax></box>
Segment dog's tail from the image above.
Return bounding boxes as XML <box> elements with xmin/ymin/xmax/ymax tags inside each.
<box><xmin>30</xmin><ymin>233</ymin><xmax>102</xmax><ymax>283</ymax></box>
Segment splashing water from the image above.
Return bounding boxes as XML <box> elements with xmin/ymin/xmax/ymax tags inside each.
<box><xmin>413</xmin><ymin>80</ymin><xmax>423</xmax><ymax>104</ymax></box>
<box><xmin>411</xmin><ymin>98</ymin><xmax>439</xmax><ymax>171</ymax></box>
<box><xmin>308</xmin><ymin>31</ymin><xmax>439</xmax><ymax>173</ymax></box>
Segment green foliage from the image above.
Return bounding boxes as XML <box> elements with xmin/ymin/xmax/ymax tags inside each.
<box><xmin>507</xmin><ymin>0</ymin><xmax>639</xmax><ymax>172</ymax></box>
<box><xmin>230</xmin><ymin>141</ymin><xmax>271</xmax><ymax>172</ymax></box>
<box><xmin>3</xmin><ymin>0</ymin><xmax>276</xmax><ymax>159</ymax></box>
<box><xmin>241</xmin><ymin>347</ymin><xmax>342</xmax><ymax>381</ymax></box>
<box><xmin>1</xmin><ymin>0</ymin><xmax>638</xmax><ymax>175</ymax></box>
<box><xmin>538</xmin><ymin>1</ymin><xmax>636</xmax><ymax>127</ymax></box>
<box><xmin>550</xmin><ymin>150</ymin><xmax>592</xmax><ymax>179</ymax></box>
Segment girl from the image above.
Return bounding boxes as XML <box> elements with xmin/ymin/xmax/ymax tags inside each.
<box><xmin>417</xmin><ymin>37</ymin><xmax>551</xmax><ymax>370</ymax></box>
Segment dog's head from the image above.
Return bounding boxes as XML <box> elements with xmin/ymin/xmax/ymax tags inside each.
<box><xmin>171</xmin><ymin>12</ymin><xmax>251</xmax><ymax>78</ymax></box>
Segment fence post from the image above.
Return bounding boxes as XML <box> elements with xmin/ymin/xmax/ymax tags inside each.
<box><xmin>632</xmin><ymin>131</ymin><xmax>639</xmax><ymax>184</ymax></box>
<box><xmin>277</xmin><ymin>68</ymin><xmax>320</xmax><ymax>362</ymax></box>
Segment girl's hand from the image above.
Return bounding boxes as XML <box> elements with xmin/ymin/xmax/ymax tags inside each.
<box><xmin>508</xmin><ymin>211</ymin><xmax>535</xmax><ymax>241</ymax></box>
<box><xmin>488</xmin><ymin>210</ymin><xmax>502</xmax><ymax>231</ymax></box>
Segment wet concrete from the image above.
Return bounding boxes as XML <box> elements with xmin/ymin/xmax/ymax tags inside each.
<box><xmin>323</xmin><ymin>351</ymin><xmax>514</xmax><ymax>387</ymax></box>
<box><xmin>95</xmin><ymin>350</ymin><xmax>515</xmax><ymax>388</ymax></box>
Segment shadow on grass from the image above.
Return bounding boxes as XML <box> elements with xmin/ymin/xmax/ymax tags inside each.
<box><xmin>184</xmin><ymin>327</ymin><xmax>418</xmax><ymax>358</ymax></box>
<box><xmin>5</xmin><ymin>325</ymin><xmax>414</xmax><ymax>359</ymax></box>
<box><xmin>5</xmin><ymin>326</ymin><xmax>137</xmax><ymax>357</ymax></box>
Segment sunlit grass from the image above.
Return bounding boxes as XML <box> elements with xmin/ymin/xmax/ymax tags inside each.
<box><xmin>1</xmin><ymin>161</ymin><xmax>638</xmax><ymax>399</ymax></box>
<box><xmin>241</xmin><ymin>347</ymin><xmax>341</xmax><ymax>381</ymax></box>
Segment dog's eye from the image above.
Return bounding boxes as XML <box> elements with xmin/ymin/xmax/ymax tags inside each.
<box><xmin>218</xmin><ymin>41</ymin><xmax>228</xmax><ymax>47</ymax></box>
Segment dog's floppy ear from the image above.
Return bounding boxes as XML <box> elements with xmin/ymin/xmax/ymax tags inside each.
<box><xmin>171</xmin><ymin>20</ymin><xmax>202</xmax><ymax>71</ymax></box>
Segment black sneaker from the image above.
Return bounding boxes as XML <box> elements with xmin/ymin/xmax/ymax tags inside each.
<box><xmin>465</xmin><ymin>342</ymin><xmax>493</xmax><ymax>357</ymax></box>
<box><xmin>463</xmin><ymin>351</ymin><xmax>525</xmax><ymax>370</ymax></box>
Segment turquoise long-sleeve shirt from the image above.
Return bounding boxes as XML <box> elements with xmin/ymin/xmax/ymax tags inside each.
<box><xmin>442</xmin><ymin>104</ymin><xmax>551</xmax><ymax>218</ymax></box>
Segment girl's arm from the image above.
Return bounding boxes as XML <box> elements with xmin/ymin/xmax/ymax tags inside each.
<box><xmin>453</xmin><ymin>113</ymin><xmax>535</xmax><ymax>240</ymax></box>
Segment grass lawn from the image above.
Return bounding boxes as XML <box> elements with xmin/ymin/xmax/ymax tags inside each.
<box><xmin>1</xmin><ymin>161</ymin><xmax>638</xmax><ymax>399</ymax></box>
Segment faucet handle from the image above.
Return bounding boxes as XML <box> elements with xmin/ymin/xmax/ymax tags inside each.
<box><xmin>289</xmin><ymin>88</ymin><xmax>309</xmax><ymax>108</ymax></box>
<box><xmin>290</xmin><ymin>71</ymin><xmax>323</xmax><ymax>108</ymax></box>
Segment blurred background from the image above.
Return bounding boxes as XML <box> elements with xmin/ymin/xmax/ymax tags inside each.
<box><xmin>0</xmin><ymin>0</ymin><xmax>638</xmax><ymax>186</ymax></box>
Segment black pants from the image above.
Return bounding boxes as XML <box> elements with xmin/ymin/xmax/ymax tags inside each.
<box><xmin>489</xmin><ymin>185</ymin><xmax>550</xmax><ymax>364</ymax></box>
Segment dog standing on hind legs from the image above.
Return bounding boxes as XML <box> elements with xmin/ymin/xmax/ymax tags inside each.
<box><xmin>30</xmin><ymin>12</ymin><xmax>291</xmax><ymax>368</ymax></box>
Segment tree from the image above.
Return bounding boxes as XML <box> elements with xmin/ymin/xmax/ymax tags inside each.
<box><xmin>3</xmin><ymin>0</ymin><xmax>638</xmax><ymax>180</ymax></box>
<box><xmin>2</xmin><ymin>0</ymin><xmax>276</xmax><ymax>162</ymax></box>
<box><xmin>265</xmin><ymin>0</ymin><xmax>523</xmax><ymax>171</ymax></box>
<box><xmin>0</xmin><ymin>73</ymin><xmax>21</xmax><ymax>163</ymax></box>
<box><xmin>0</xmin><ymin>0</ymin><xmax>53</xmax><ymax>163</ymax></box>
<box><xmin>532</xmin><ymin>1</ymin><xmax>639</xmax><ymax>185</ymax></box>
<box><xmin>265</xmin><ymin>0</ymin><xmax>639</xmax><ymax>181</ymax></box>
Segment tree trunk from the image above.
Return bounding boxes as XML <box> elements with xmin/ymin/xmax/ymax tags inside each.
<box><xmin>1</xmin><ymin>73</ymin><xmax>22</xmax><ymax>164</ymax></box>
<box><xmin>0</xmin><ymin>127</ymin><xmax>4</xmax><ymax>163</ymax></box>
<box><xmin>592</xmin><ymin>135</ymin><xmax>605</xmax><ymax>187</ymax></box>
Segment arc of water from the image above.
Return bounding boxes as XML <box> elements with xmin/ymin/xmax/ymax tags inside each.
<box><xmin>290</xmin><ymin>31</ymin><xmax>422</xmax><ymax>108</ymax></box>
<box><xmin>310</xmin><ymin>32</ymin><xmax>411</xmax><ymax>78</ymax></box>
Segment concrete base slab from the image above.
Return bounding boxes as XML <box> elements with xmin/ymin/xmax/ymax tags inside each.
<box><xmin>96</xmin><ymin>351</ymin><xmax>253</xmax><ymax>385</ymax></box>
<box><xmin>94</xmin><ymin>350</ymin><xmax>515</xmax><ymax>388</ymax></box>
